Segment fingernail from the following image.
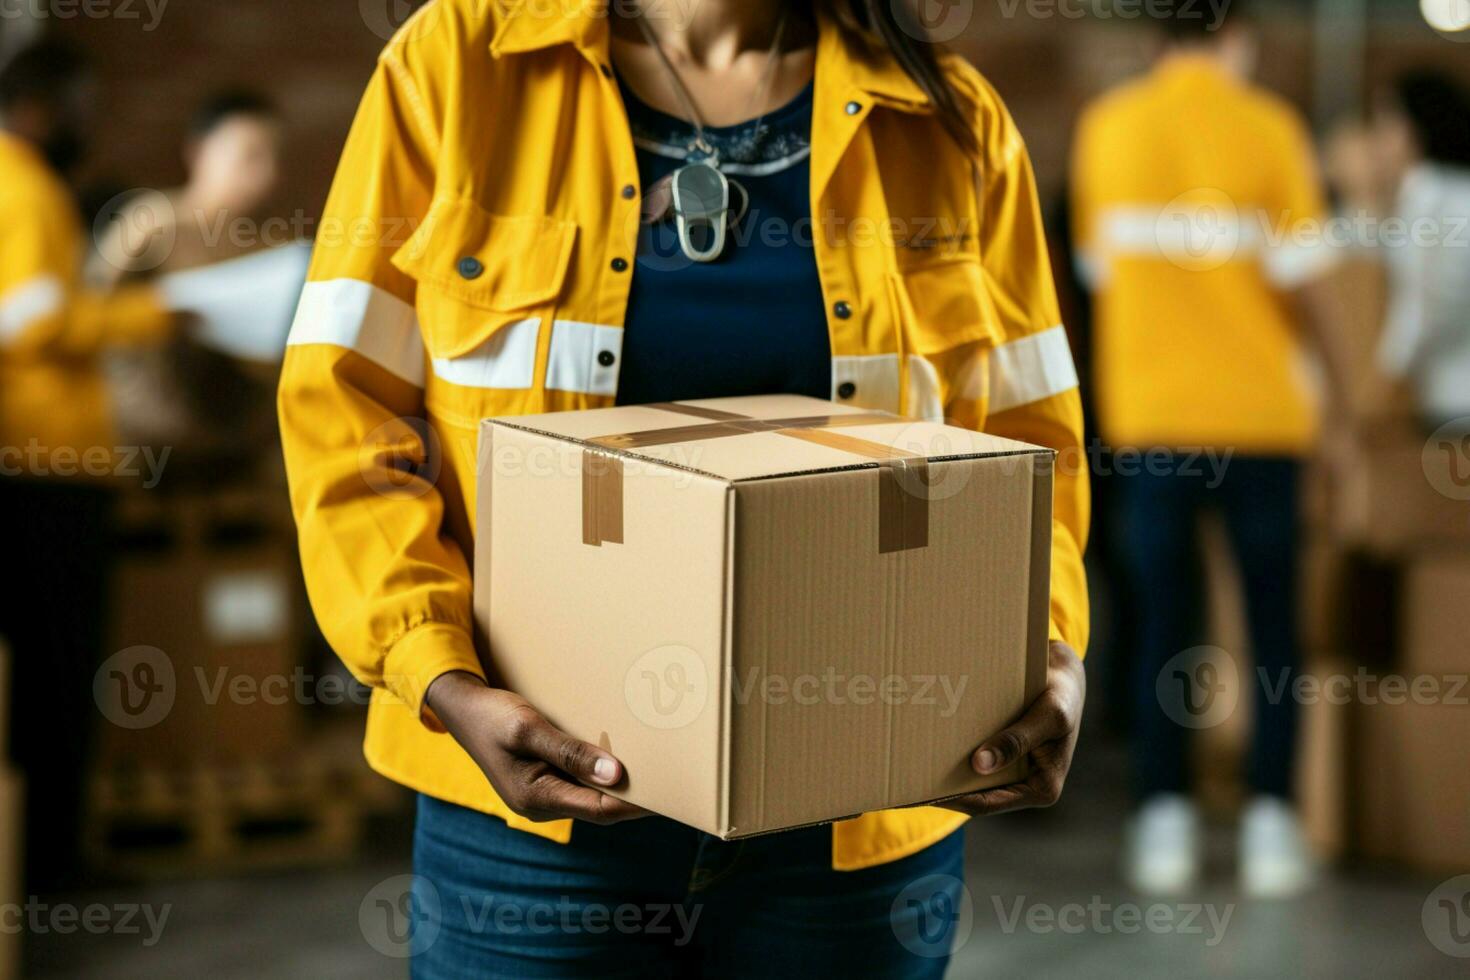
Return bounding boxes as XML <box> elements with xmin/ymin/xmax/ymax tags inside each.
<box><xmin>593</xmin><ymin>757</ymin><xmax>617</xmax><ymax>784</ymax></box>
<box><xmin>975</xmin><ymin>749</ymin><xmax>998</xmax><ymax>773</ymax></box>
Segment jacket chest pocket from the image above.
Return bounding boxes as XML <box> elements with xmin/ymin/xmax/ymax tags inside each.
<box><xmin>888</xmin><ymin>256</ymin><xmax>1002</xmax><ymax>421</ymax></box>
<box><xmin>392</xmin><ymin>197</ymin><xmax>576</xmax><ymax>392</ymax></box>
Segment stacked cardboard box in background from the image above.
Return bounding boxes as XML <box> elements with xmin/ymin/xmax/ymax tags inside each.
<box><xmin>0</xmin><ymin>642</ymin><xmax>21</xmax><ymax>980</ymax></box>
<box><xmin>1350</xmin><ymin>553</ymin><xmax>1470</xmax><ymax>871</ymax></box>
<box><xmin>100</xmin><ymin>486</ymin><xmax>304</xmax><ymax>770</ymax></box>
<box><xmin>1199</xmin><ymin>256</ymin><xmax>1470</xmax><ymax>872</ymax></box>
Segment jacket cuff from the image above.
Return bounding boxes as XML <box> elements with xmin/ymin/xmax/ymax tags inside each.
<box><xmin>382</xmin><ymin>623</ymin><xmax>486</xmax><ymax>733</ymax></box>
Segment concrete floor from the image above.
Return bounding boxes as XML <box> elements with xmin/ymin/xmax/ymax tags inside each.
<box><xmin>28</xmin><ymin>740</ymin><xmax>1465</xmax><ymax>979</ymax></box>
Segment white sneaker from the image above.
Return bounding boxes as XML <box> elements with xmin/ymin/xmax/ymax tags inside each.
<box><xmin>1239</xmin><ymin>796</ymin><xmax>1316</xmax><ymax>898</ymax></box>
<box><xmin>1125</xmin><ymin>794</ymin><xmax>1202</xmax><ymax>895</ymax></box>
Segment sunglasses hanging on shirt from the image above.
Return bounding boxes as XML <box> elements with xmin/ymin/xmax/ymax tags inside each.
<box><xmin>630</xmin><ymin>8</ymin><xmax>786</xmax><ymax>263</ymax></box>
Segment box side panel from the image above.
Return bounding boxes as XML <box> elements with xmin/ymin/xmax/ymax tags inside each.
<box><xmin>480</xmin><ymin>425</ymin><xmax>729</xmax><ymax>834</ymax></box>
<box><xmin>728</xmin><ymin>454</ymin><xmax>1039</xmax><ymax>835</ymax></box>
<box><xmin>1026</xmin><ymin>457</ymin><xmax>1055</xmax><ymax>707</ymax></box>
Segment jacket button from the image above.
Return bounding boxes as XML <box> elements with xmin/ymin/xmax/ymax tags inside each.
<box><xmin>621</xmin><ymin>184</ymin><xmax>637</xmax><ymax>200</ymax></box>
<box><xmin>600</xmin><ymin>63</ymin><xmax>614</xmax><ymax>79</ymax></box>
<box><xmin>457</xmin><ymin>256</ymin><xmax>483</xmax><ymax>280</ymax></box>
<box><xmin>833</xmin><ymin>301</ymin><xmax>852</xmax><ymax>320</ymax></box>
<box><xmin>845</xmin><ymin>100</ymin><xmax>862</xmax><ymax>116</ymax></box>
<box><xmin>611</xmin><ymin>257</ymin><xmax>629</xmax><ymax>272</ymax></box>
<box><xmin>597</xmin><ymin>350</ymin><xmax>617</xmax><ymax>368</ymax></box>
<box><xmin>837</xmin><ymin>382</ymin><xmax>857</xmax><ymax>399</ymax></box>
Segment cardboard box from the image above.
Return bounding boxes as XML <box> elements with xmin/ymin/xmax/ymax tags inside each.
<box><xmin>474</xmin><ymin>395</ymin><xmax>1052</xmax><ymax>838</ymax></box>
<box><xmin>1401</xmin><ymin>551</ymin><xmax>1470</xmax><ymax>673</ymax></box>
<box><xmin>1296</xmin><ymin>660</ymin><xmax>1350</xmax><ymax>860</ymax></box>
<box><xmin>101</xmin><ymin>492</ymin><xmax>303</xmax><ymax>769</ymax></box>
<box><xmin>1353</xmin><ymin>691</ymin><xmax>1470</xmax><ymax>872</ymax></box>
<box><xmin>0</xmin><ymin>768</ymin><xmax>20</xmax><ymax>980</ymax></box>
<box><xmin>0</xmin><ymin>640</ymin><xmax>9</xmax><ymax>762</ymax></box>
<box><xmin>1307</xmin><ymin>424</ymin><xmax>1470</xmax><ymax>553</ymax></box>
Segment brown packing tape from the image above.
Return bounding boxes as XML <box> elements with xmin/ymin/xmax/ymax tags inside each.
<box><xmin>587</xmin><ymin>413</ymin><xmax>899</xmax><ymax>451</ymax></box>
<box><xmin>779</xmin><ymin>427</ymin><xmax>929</xmax><ymax>554</ymax></box>
<box><xmin>581</xmin><ymin>403</ymin><xmax>929</xmax><ymax>553</ymax></box>
<box><xmin>580</xmin><ymin>449</ymin><xmax>624</xmax><ymax>546</ymax></box>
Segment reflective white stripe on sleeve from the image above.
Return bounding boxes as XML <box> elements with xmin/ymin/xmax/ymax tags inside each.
<box><xmin>546</xmin><ymin>320</ymin><xmax>622</xmax><ymax>396</ymax></box>
<box><xmin>0</xmin><ymin>275</ymin><xmax>64</xmax><ymax>345</ymax></box>
<box><xmin>286</xmin><ymin>278</ymin><xmax>426</xmax><ymax>387</ymax></box>
<box><xmin>1096</xmin><ymin>204</ymin><xmax>1339</xmax><ymax>288</ymax></box>
<box><xmin>830</xmin><ymin>353</ymin><xmax>900</xmax><ymax>414</ymax></box>
<box><xmin>1263</xmin><ymin>240</ymin><xmax>1339</xmax><ymax>289</ymax></box>
<box><xmin>431</xmin><ymin>317</ymin><xmax>540</xmax><ymax>390</ymax></box>
<box><xmin>988</xmin><ymin>325</ymin><xmax>1079</xmax><ymax>414</ymax></box>
<box><xmin>905</xmin><ymin>354</ymin><xmax>944</xmax><ymax>421</ymax></box>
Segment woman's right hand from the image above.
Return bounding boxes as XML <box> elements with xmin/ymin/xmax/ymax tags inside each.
<box><xmin>425</xmin><ymin>670</ymin><xmax>649</xmax><ymax>825</ymax></box>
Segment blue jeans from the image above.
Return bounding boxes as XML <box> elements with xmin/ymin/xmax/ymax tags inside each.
<box><xmin>410</xmin><ymin>795</ymin><xmax>966</xmax><ymax>979</ymax></box>
<box><xmin>1118</xmin><ymin>454</ymin><xmax>1302</xmax><ymax>800</ymax></box>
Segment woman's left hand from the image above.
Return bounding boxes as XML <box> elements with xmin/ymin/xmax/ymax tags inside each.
<box><xmin>940</xmin><ymin>641</ymin><xmax>1085</xmax><ymax>816</ymax></box>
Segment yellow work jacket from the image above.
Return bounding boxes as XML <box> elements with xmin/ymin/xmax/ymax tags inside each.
<box><xmin>279</xmin><ymin>0</ymin><xmax>1088</xmax><ymax>870</ymax></box>
<box><xmin>0</xmin><ymin>132</ymin><xmax>171</xmax><ymax>474</ymax></box>
<box><xmin>1071</xmin><ymin>57</ymin><xmax>1333</xmax><ymax>455</ymax></box>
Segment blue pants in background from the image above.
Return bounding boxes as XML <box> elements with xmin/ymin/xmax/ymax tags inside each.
<box><xmin>1118</xmin><ymin>454</ymin><xmax>1302</xmax><ymax>800</ymax></box>
<box><xmin>410</xmin><ymin>794</ymin><xmax>966</xmax><ymax>979</ymax></box>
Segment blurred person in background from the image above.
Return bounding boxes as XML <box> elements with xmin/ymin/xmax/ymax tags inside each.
<box><xmin>1072</xmin><ymin>2</ymin><xmax>1351</xmax><ymax>897</ymax></box>
<box><xmin>1331</xmin><ymin>72</ymin><xmax>1470</xmax><ymax>432</ymax></box>
<box><xmin>92</xmin><ymin>89</ymin><xmax>283</xmax><ymax>282</ymax></box>
<box><xmin>89</xmin><ymin>90</ymin><xmax>285</xmax><ymax>467</ymax></box>
<box><xmin>0</xmin><ymin>40</ymin><xmax>179</xmax><ymax>891</ymax></box>
<box><xmin>279</xmin><ymin>0</ymin><xmax>1089</xmax><ymax>974</ymax></box>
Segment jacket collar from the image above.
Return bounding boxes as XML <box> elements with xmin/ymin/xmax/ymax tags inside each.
<box><xmin>490</xmin><ymin>0</ymin><xmax>931</xmax><ymax>111</ymax></box>
<box><xmin>489</xmin><ymin>0</ymin><xmax>607</xmax><ymax>58</ymax></box>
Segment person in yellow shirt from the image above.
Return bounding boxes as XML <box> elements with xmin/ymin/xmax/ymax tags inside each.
<box><xmin>278</xmin><ymin>0</ymin><xmax>1089</xmax><ymax>972</ymax></box>
<box><xmin>1071</xmin><ymin>3</ymin><xmax>1346</xmax><ymax>898</ymax></box>
<box><xmin>0</xmin><ymin>40</ymin><xmax>176</xmax><ymax>891</ymax></box>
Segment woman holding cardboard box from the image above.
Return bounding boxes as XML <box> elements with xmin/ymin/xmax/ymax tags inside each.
<box><xmin>278</xmin><ymin>0</ymin><xmax>1089</xmax><ymax>974</ymax></box>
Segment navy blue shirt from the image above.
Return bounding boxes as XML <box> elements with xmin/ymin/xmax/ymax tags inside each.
<box><xmin>614</xmin><ymin>76</ymin><xmax>831</xmax><ymax>406</ymax></box>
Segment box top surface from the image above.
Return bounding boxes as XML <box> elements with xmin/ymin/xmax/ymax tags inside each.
<box><xmin>485</xmin><ymin>395</ymin><xmax>1049</xmax><ymax>482</ymax></box>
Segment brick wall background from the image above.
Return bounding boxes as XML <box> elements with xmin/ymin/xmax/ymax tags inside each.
<box><xmin>27</xmin><ymin>2</ymin><xmax>1470</xmax><ymax>222</ymax></box>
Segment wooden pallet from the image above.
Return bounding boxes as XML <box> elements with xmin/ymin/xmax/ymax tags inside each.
<box><xmin>86</xmin><ymin>734</ymin><xmax>404</xmax><ymax>878</ymax></box>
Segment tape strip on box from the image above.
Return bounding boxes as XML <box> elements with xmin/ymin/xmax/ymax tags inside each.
<box><xmin>580</xmin><ymin>403</ymin><xmax>929</xmax><ymax>553</ymax></box>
